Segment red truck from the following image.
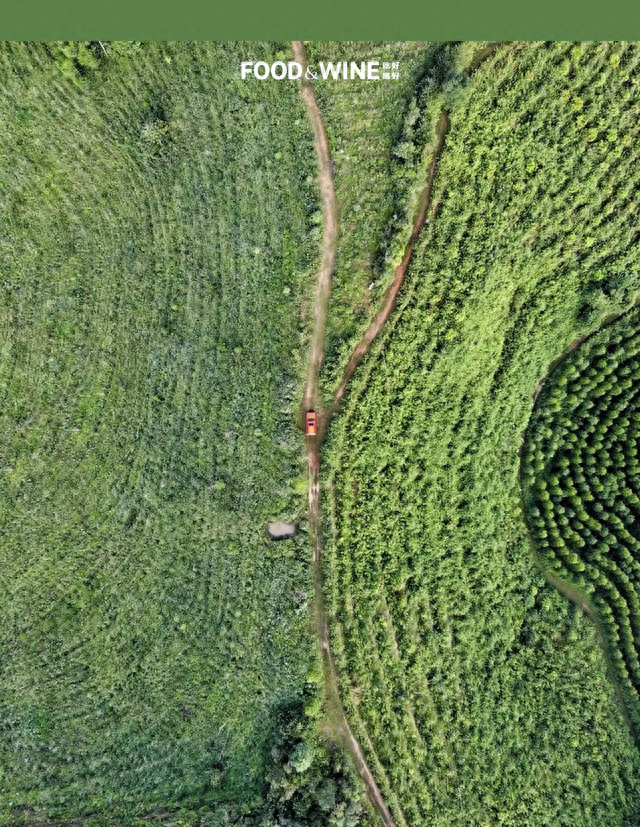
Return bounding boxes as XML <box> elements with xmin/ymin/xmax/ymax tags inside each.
<box><xmin>305</xmin><ymin>410</ymin><xmax>317</xmax><ymax>437</ymax></box>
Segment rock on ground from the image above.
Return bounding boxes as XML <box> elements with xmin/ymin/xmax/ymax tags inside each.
<box><xmin>267</xmin><ymin>521</ymin><xmax>296</xmax><ymax>540</ymax></box>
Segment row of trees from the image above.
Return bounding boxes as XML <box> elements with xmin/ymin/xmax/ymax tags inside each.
<box><xmin>523</xmin><ymin>309</ymin><xmax>640</xmax><ymax>733</ymax></box>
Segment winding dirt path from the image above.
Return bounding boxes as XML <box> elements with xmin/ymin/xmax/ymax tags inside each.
<box><xmin>292</xmin><ymin>40</ymin><xmax>396</xmax><ymax>827</ymax></box>
<box><xmin>464</xmin><ymin>40</ymin><xmax>507</xmax><ymax>75</ymax></box>
<box><xmin>293</xmin><ymin>40</ymin><xmax>337</xmax><ymax>416</ymax></box>
<box><xmin>296</xmin><ymin>40</ymin><xmax>509</xmax><ymax>825</ymax></box>
<box><xmin>328</xmin><ymin>42</ymin><xmax>508</xmax><ymax>419</ymax></box>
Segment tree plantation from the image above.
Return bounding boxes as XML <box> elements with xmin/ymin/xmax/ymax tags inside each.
<box><xmin>523</xmin><ymin>308</ymin><xmax>640</xmax><ymax>736</ymax></box>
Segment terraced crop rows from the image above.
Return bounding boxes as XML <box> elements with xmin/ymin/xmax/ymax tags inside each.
<box><xmin>325</xmin><ymin>41</ymin><xmax>640</xmax><ymax>827</ymax></box>
<box><xmin>523</xmin><ymin>308</ymin><xmax>640</xmax><ymax>733</ymax></box>
<box><xmin>0</xmin><ymin>42</ymin><xmax>317</xmax><ymax>820</ymax></box>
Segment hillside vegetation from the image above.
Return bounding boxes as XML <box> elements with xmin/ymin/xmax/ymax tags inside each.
<box><xmin>6</xmin><ymin>38</ymin><xmax>640</xmax><ymax>827</ymax></box>
<box><xmin>325</xmin><ymin>41</ymin><xmax>640</xmax><ymax>826</ymax></box>
<box><xmin>0</xmin><ymin>41</ymin><xmax>326</xmax><ymax>823</ymax></box>
<box><xmin>308</xmin><ymin>40</ymin><xmax>437</xmax><ymax>391</ymax></box>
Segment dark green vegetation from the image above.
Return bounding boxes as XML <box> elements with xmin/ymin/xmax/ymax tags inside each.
<box><xmin>46</xmin><ymin>42</ymin><xmax>144</xmax><ymax>85</ymax></box>
<box><xmin>325</xmin><ymin>41</ymin><xmax>640</xmax><ymax>826</ymax></box>
<box><xmin>258</xmin><ymin>697</ymin><xmax>372</xmax><ymax>827</ymax></box>
<box><xmin>523</xmin><ymin>307</ymin><xmax>640</xmax><ymax>734</ymax></box>
<box><xmin>0</xmin><ymin>40</ymin><xmax>359</xmax><ymax>824</ymax></box>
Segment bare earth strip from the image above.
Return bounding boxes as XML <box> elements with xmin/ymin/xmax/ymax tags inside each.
<box><xmin>292</xmin><ymin>40</ymin><xmax>397</xmax><ymax>827</ymax></box>
<box><xmin>296</xmin><ymin>41</ymin><xmax>510</xmax><ymax>826</ymax></box>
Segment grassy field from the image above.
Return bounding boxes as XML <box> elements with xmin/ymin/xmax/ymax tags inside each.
<box><xmin>324</xmin><ymin>41</ymin><xmax>640</xmax><ymax>826</ymax></box>
<box><xmin>0</xmin><ymin>41</ymin><xmax>326</xmax><ymax>823</ymax></box>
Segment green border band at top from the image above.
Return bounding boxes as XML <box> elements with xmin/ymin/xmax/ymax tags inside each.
<box><xmin>1</xmin><ymin>0</ymin><xmax>640</xmax><ymax>39</ymax></box>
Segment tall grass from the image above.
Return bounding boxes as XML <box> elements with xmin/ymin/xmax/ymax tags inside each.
<box><xmin>0</xmin><ymin>41</ymin><xmax>318</xmax><ymax>821</ymax></box>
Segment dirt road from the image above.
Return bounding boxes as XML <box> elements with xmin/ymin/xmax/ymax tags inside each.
<box><xmin>296</xmin><ymin>40</ymin><xmax>507</xmax><ymax>826</ymax></box>
<box><xmin>292</xmin><ymin>40</ymin><xmax>396</xmax><ymax>827</ymax></box>
<box><xmin>292</xmin><ymin>41</ymin><xmax>337</xmax><ymax>417</ymax></box>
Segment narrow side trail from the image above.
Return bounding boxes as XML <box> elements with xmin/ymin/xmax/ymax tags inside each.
<box><xmin>292</xmin><ymin>40</ymin><xmax>396</xmax><ymax>827</ymax></box>
<box><xmin>330</xmin><ymin>111</ymin><xmax>449</xmax><ymax>417</ymax></box>
<box><xmin>329</xmin><ymin>40</ymin><xmax>508</xmax><ymax>419</ymax></box>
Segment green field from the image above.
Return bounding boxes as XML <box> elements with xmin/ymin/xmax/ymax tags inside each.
<box><xmin>308</xmin><ymin>41</ymin><xmax>476</xmax><ymax>398</ymax></box>
<box><xmin>308</xmin><ymin>40</ymin><xmax>436</xmax><ymax>389</ymax></box>
<box><xmin>4</xmin><ymin>38</ymin><xmax>640</xmax><ymax>827</ymax></box>
<box><xmin>324</xmin><ymin>41</ymin><xmax>640</xmax><ymax>826</ymax></box>
<box><xmin>0</xmin><ymin>41</ymin><xmax>327</xmax><ymax>823</ymax></box>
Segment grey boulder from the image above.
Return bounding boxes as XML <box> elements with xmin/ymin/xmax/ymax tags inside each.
<box><xmin>267</xmin><ymin>521</ymin><xmax>296</xmax><ymax>540</ymax></box>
